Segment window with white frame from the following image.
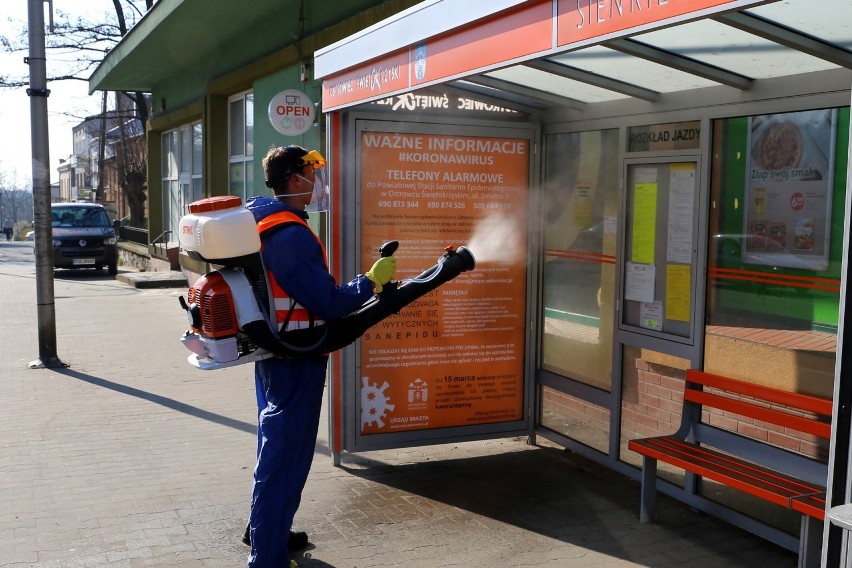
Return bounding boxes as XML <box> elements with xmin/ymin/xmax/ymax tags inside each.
<box><xmin>161</xmin><ymin>120</ymin><xmax>203</xmax><ymax>244</ymax></box>
<box><xmin>228</xmin><ymin>91</ymin><xmax>254</xmax><ymax>201</ymax></box>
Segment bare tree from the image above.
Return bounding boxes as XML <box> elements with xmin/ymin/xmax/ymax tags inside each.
<box><xmin>0</xmin><ymin>170</ymin><xmax>34</xmax><ymax>235</ymax></box>
<box><xmin>111</xmin><ymin>93</ymin><xmax>148</xmax><ymax>227</ymax></box>
<box><xmin>2</xmin><ymin>1</ymin><xmax>152</xmax><ymax>120</ymax></box>
<box><xmin>1</xmin><ymin>1</ymin><xmax>154</xmax><ymax>223</ymax></box>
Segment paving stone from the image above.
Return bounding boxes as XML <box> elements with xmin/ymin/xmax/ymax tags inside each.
<box><xmin>0</xmin><ymin>243</ymin><xmax>799</xmax><ymax>567</ymax></box>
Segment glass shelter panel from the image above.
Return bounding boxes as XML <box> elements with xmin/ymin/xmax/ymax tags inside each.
<box><xmin>540</xmin><ymin>386</ymin><xmax>609</xmax><ymax>454</ymax></box>
<box><xmin>618</xmin><ymin>344</ymin><xmax>689</xmax><ymax>477</ymax></box>
<box><xmin>541</xmin><ymin>129</ymin><xmax>619</xmax><ymax>391</ymax></box>
<box><xmin>704</xmin><ymin>109</ymin><xmax>847</xmax><ymax>400</ymax></box>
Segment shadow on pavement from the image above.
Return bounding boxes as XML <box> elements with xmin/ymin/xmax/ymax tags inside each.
<box><xmin>337</xmin><ymin>443</ymin><xmax>797</xmax><ymax>567</ymax></box>
<box><xmin>50</xmin><ymin>367</ymin><xmax>257</xmax><ymax>435</ymax></box>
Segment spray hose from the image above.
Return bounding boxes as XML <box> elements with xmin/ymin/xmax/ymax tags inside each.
<box><xmin>267</xmin><ymin>244</ymin><xmax>475</xmax><ymax>357</ymax></box>
<box><xmin>180</xmin><ymin>243</ymin><xmax>476</xmax><ymax>368</ymax></box>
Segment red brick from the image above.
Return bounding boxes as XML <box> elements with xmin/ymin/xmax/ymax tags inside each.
<box><xmin>737</xmin><ymin>422</ymin><xmax>769</xmax><ymax>441</ymax></box>
<box><xmin>659</xmin><ymin>375</ymin><xmax>683</xmax><ymax>392</ymax></box>
<box><xmin>634</xmin><ymin>412</ymin><xmax>660</xmax><ymax>430</ymax></box>
<box><xmin>767</xmin><ymin>430</ymin><xmax>802</xmax><ymax>452</ymax></box>
<box><xmin>643</xmin><ymin>382</ymin><xmax>668</xmax><ymax>401</ymax></box>
<box><xmin>638</xmin><ymin>369</ymin><xmax>661</xmax><ymax>385</ymax></box>
<box><xmin>645</xmin><ymin>403</ymin><xmax>672</xmax><ymax>422</ymax></box>
<box><xmin>658</xmin><ymin>397</ymin><xmax>684</xmax><ymax>415</ymax></box>
<box><xmin>706</xmin><ymin>412</ymin><xmax>738</xmax><ymax>431</ymax></box>
<box><xmin>754</xmin><ymin>419</ymin><xmax>784</xmax><ymax>433</ymax></box>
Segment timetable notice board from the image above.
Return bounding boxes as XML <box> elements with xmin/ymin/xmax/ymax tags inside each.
<box><xmin>622</xmin><ymin>162</ymin><xmax>696</xmax><ymax>339</ymax></box>
<box><xmin>357</xmin><ymin>130</ymin><xmax>530</xmax><ymax>435</ymax></box>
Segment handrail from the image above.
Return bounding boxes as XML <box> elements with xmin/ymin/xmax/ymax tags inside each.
<box><xmin>151</xmin><ymin>230</ymin><xmax>172</xmax><ymax>245</ymax></box>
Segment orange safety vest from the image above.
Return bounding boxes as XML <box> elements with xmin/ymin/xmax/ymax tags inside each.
<box><xmin>256</xmin><ymin>210</ymin><xmax>328</xmax><ymax>333</ymax></box>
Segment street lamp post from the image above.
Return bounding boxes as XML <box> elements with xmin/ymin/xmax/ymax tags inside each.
<box><xmin>27</xmin><ymin>0</ymin><xmax>66</xmax><ymax>368</ymax></box>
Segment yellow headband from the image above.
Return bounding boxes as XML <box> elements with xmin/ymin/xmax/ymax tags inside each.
<box><xmin>300</xmin><ymin>150</ymin><xmax>326</xmax><ymax>168</ymax></box>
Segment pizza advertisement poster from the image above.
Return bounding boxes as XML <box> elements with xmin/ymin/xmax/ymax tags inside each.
<box><xmin>357</xmin><ymin>130</ymin><xmax>529</xmax><ymax>435</ymax></box>
<box><xmin>743</xmin><ymin>109</ymin><xmax>836</xmax><ymax>271</ymax></box>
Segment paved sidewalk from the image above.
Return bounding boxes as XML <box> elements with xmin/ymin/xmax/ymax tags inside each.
<box><xmin>0</xmin><ymin>241</ymin><xmax>797</xmax><ymax>567</ymax></box>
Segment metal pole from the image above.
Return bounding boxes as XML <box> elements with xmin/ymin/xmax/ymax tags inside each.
<box><xmin>27</xmin><ymin>0</ymin><xmax>65</xmax><ymax>368</ymax></box>
<box><xmin>822</xmin><ymin>93</ymin><xmax>852</xmax><ymax>567</ymax></box>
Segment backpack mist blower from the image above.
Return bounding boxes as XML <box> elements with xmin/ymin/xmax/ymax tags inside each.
<box><xmin>176</xmin><ymin>197</ymin><xmax>475</xmax><ymax>370</ymax></box>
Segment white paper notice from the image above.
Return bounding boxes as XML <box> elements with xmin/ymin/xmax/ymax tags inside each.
<box><xmin>666</xmin><ymin>166</ymin><xmax>695</xmax><ymax>264</ymax></box>
<box><xmin>625</xmin><ymin>262</ymin><xmax>655</xmax><ymax>303</ymax></box>
<box><xmin>635</xmin><ymin>167</ymin><xmax>658</xmax><ymax>184</ymax></box>
<box><xmin>640</xmin><ymin>301</ymin><xmax>663</xmax><ymax>331</ymax></box>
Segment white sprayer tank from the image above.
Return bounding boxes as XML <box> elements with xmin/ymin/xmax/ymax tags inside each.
<box><xmin>179</xmin><ymin>196</ymin><xmax>261</xmax><ymax>260</ymax></box>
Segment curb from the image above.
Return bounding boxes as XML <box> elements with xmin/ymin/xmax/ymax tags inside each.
<box><xmin>116</xmin><ymin>270</ymin><xmax>187</xmax><ymax>288</ymax></box>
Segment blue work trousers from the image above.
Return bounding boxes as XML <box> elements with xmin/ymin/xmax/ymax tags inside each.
<box><xmin>247</xmin><ymin>355</ymin><xmax>328</xmax><ymax>568</ymax></box>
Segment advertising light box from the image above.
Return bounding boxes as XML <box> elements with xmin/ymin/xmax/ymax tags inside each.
<box><xmin>355</xmin><ymin>128</ymin><xmax>531</xmax><ymax>437</ymax></box>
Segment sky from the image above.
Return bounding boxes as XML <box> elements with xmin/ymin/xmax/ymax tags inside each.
<box><xmin>0</xmin><ymin>2</ymin><xmax>113</xmax><ymax>188</ymax></box>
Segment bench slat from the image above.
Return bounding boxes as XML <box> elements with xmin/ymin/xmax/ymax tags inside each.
<box><xmin>684</xmin><ymin>389</ymin><xmax>832</xmax><ymax>439</ymax></box>
<box><xmin>686</xmin><ymin>369</ymin><xmax>833</xmax><ymax>416</ymax></box>
<box><xmin>790</xmin><ymin>492</ymin><xmax>827</xmax><ymax>520</ymax></box>
<box><xmin>628</xmin><ymin>436</ymin><xmax>825</xmax><ymax>514</ymax></box>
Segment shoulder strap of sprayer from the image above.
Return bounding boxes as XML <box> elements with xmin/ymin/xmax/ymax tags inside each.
<box><xmin>253</xmin><ymin>211</ymin><xmax>328</xmax><ymax>342</ymax></box>
<box><xmin>256</xmin><ymin>210</ymin><xmax>328</xmax><ymax>266</ymax></box>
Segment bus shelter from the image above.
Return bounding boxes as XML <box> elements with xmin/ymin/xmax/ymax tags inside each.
<box><xmin>313</xmin><ymin>1</ymin><xmax>852</xmax><ymax>565</ymax></box>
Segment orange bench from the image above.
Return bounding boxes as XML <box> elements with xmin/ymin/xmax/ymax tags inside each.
<box><xmin>628</xmin><ymin>369</ymin><xmax>831</xmax><ymax>564</ymax></box>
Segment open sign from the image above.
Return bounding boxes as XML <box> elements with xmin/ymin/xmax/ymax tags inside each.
<box><xmin>268</xmin><ymin>89</ymin><xmax>316</xmax><ymax>136</ymax></box>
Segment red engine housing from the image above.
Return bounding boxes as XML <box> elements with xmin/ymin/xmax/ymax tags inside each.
<box><xmin>187</xmin><ymin>271</ymin><xmax>239</xmax><ymax>338</ymax></box>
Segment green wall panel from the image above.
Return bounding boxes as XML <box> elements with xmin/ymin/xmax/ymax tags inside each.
<box><xmin>251</xmin><ymin>67</ymin><xmax>323</xmax><ymax>199</ymax></box>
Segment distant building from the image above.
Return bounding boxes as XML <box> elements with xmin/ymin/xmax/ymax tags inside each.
<box><xmin>56</xmin><ymin>158</ymin><xmax>72</xmax><ymax>202</ymax></box>
<box><xmin>57</xmin><ymin>93</ymin><xmax>149</xmax><ymax>218</ymax></box>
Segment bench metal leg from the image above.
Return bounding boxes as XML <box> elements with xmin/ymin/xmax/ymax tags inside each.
<box><xmin>798</xmin><ymin>516</ymin><xmax>823</xmax><ymax>568</ymax></box>
<box><xmin>639</xmin><ymin>455</ymin><xmax>658</xmax><ymax>523</ymax></box>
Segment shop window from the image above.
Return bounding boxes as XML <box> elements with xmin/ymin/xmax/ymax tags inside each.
<box><xmin>705</xmin><ymin>108</ymin><xmax>848</xmax><ymax>400</ymax></box>
<box><xmin>228</xmin><ymin>91</ymin><xmax>254</xmax><ymax>201</ymax></box>
<box><xmin>161</xmin><ymin>120</ymin><xmax>203</xmax><ymax>243</ymax></box>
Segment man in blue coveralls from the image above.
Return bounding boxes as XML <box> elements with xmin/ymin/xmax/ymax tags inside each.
<box><xmin>244</xmin><ymin>145</ymin><xmax>396</xmax><ymax>568</ymax></box>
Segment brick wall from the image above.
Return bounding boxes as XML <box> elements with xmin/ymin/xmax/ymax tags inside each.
<box><xmin>619</xmin><ymin>358</ymin><xmax>828</xmax><ymax>461</ymax></box>
<box><xmin>544</xmin><ymin>357</ymin><xmax>828</xmax><ymax>462</ymax></box>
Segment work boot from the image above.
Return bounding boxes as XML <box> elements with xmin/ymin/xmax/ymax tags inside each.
<box><xmin>241</xmin><ymin>522</ymin><xmax>309</xmax><ymax>551</ymax></box>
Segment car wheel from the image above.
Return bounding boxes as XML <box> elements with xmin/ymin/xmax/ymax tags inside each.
<box><xmin>108</xmin><ymin>263</ymin><xmax>118</xmax><ymax>276</ymax></box>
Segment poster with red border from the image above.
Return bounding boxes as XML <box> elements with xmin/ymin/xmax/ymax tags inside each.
<box><xmin>358</xmin><ymin>131</ymin><xmax>529</xmax><ymax>435</ymax></box>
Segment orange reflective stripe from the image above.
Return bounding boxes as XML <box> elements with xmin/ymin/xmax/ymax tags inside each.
<box><xmin>257</xmin><ymin>209</ymin><xmax>328</xmax><ymax>332</ymax></box>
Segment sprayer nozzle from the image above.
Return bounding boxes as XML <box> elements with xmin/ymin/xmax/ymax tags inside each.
<box><xmin>454</xmin><ymin>246</ymin><xmax>476</xmax><ymax>271</ymax></box>
<box><xmin>380</xmin><ymin>241</ymin><xmax>399</xmax><ymax>257</ymax></box>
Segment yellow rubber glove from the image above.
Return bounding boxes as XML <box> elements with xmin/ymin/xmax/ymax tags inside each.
<box><xmin>365</xmin><ymin>256</ymin><xmax>397</xmax><ymax>293</ymax></box>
